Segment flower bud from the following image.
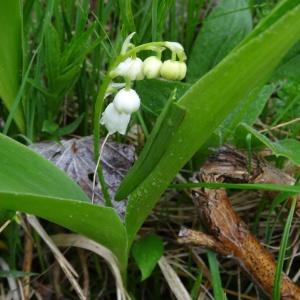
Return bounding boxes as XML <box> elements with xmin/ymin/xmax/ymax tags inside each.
<box><xmin>110</xmin><ymin>57</ymin><xmax>144</xmax><ymax>81</ymax></box>
<box><xmin>110</xmin><ymin>58</ymin><xmax>132</xmax><ymax>78</ymax></box>
<box><xmin>160</xmin><ymin>60</ymin><xmax>187</xmax><ymax>81</ymax></box>
<box><xmin>130</xmin><ymin>58</ymin><xmax>144</xmax><ymax>80</ymax></box>
<box><xmin>165</xmin><ymin>41</ymin><xmax>186</xmax><ymax>61</ymax></box>
<box><xmin>100</xmin><ymin>103</ymin><xmax>130</xmax><ymax>135</ymax></box>
<box><xmin>143</xmin><ymin>56</ymin><xmax>162</xmax><ymax>79</ymax></box>
<box><xmin>177</xmin><ymin>62</ymin><xmax>187</xmax><ymax>80</ymax></box>
<box><xmin>165</xmin><ymin>41</ymin><xmax>184</xmax><ymax>53</ymax></box>
<box><xmin>113</xmin><ymin>88</ymin><xmax>141</xmax><ymax>114</ymax></box>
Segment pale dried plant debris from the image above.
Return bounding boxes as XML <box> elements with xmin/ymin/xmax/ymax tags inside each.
<box><xmin>26</xmin><ymin>215</ymin><xmax>86</xmax><ymax>300</ymax></box>
<box><xmin>0</xmin><ymin>257</ymin><xmax>21</xmax><ymax>300</ymax></box>
<box><xmin>51</xmin><ymin>233</ymin><xmax>129</xmax><ymax>300</ymax></box>
<box><xmin>158</xmin><ymin>256</ymin><xmax>191</xmax><ymax>300</ymax></box>
<box><xmin>30</xmin><ymin>136</ymin><xmax>135</xmax><ymax>217</ymax></box>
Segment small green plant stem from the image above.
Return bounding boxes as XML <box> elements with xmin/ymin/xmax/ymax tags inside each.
<box><xmin>272</xmin><ymin>196</ymin><xmax>297</xmax><ymax>300</ymax></box>
<box><xmin>92</xmin><ymin>133</ymin><xmax>112</xmax><ymax>206</ymax></box>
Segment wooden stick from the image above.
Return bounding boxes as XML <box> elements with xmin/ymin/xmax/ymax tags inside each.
<box><xmin>198</xmin><ymin>145</ymin><xmax>300</xmax><ymax>216</ymax></box>
<box><xmin>179</xmin><ymin>146</ymin><xmax>300</xmax><ymax>299</ymax></box>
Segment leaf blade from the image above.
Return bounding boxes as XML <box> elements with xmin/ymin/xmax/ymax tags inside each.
<box><xmin>0</xmin><ymin>192</ymin><xmax>128</xmax><ymax>271</ymax></box>
<box><xmin>0</xmin><ymin>0</ymin><xmax>24</xmax><ymax>131</ymax></box>
<box><xmin>187</xmin><ymin>0</ymin><xmax>252</xmax><ymax>82</ymax></box>
<box><xmin>132</xmin><ymin>233</ymin><xmax>164</xmax><ymax>281</ymax></box>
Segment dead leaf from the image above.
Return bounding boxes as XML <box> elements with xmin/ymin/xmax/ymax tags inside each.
<box><xmin>30</xmin><ymin>136</ymin><xmax>135</xmax><ymax>217</ymax></box>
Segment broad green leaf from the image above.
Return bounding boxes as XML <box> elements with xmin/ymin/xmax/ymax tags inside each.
<box><xmin>187</xmin><ymin>0</ymin><xmax>252</xmax><ymax>82</ymax></box>
<box><xmin>272</xmin><ymin>41</ymin><xmax>300</xmax><ymax>81</ymax></box>
<box><xmin>125</xmin><ymin>2</ymin><xmax>300</xmax><ymax>245</ymax></box>
<box><xmin>0</xmin><ymin>192</ymin><xmax>128</xmax><ymax>272</ymax></box>
<box><xmin>236</xmin><ymin>123</ymin><xmax>300</xmax><ymax>166</ymax></box>
<box><xmin>193</xmin><ymin>83</ymin><xmax>274</xmax><ymax>168</ymax></box>
<box><xmin>0</xmin><ymin>133</ymin><xmax>88</xmax><ymax>201</ymax></box>
<box><xmin>0</xmin><ymin>0</ymin><xmax>24</xmax><ymax>131</ymax></box>
<box><xmin>135</xmin><ymin>79</ymin><xmax>190</xmax><ymax>116</ymax></box>
<box><xmin>132</xmin><ymin>234</ymin><xmax>163</xmax><ymax>281</ymax></box>
<box><xmin>218</xmin><ymin>84</ymin><xmax>274</xmax><ymax>140</ymax></box>
<box><xmin>273</xmin><ymin>54</ymin><xmax>300</xmax><ymax>81</ymax></box>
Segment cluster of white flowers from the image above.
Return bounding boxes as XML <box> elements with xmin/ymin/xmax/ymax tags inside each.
<box><xmin>100</xmin><ymin>39</ymin><xmax>187</xmax><ymax>136</ymax></box>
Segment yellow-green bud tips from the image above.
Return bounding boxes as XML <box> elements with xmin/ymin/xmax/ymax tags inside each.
<box><xmin>143</xmin><ymin>56</ymin><xmax>163</xmax><ymax>79</ymax></box>
<box><xmin>113</xmin><ymin>88</ymin><xmax>141</xmax><ymax>114</ymax></box>
<box><xmin>165</xmin><ymin>41</ymin><xmax>186</xmax><ymax>61</ymax></box>
<box><xmin>160</xmin><ymin>60</ymin><xmax>187</xmax><ymax>81</ymax></box>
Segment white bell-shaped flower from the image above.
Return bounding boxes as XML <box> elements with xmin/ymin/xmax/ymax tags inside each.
<box><xmin>110</xmin><ymin>58</ymin><xmax>132</xmax><ymax>78</ymax></box>
<box><xmin>143</xmin><ymin>56</ymin><xmax>162</xmax><ymax>79</ymax></box>
<box><xmin>160</xmin><ymin>60</ymin><xmax>187</xmax><ymax>81</ymax></box>
<box><xmin>128</xmin><ymin>57</ymin><xmax>144</xmax><ymax>80</ymax></box>
<box><xmin>100</xmin><ymin>103</ymin><xmax>131</xmax><ymax>135</ymax></box>
<box><xmin>113</xmin><ymin>88</ymin><xmax>141</xmax><ymax>114</ymax></box>
<box><xmin>110</xmin><ymin>57</ymin><xmax>144</xmax><ymax>80</ymax></box>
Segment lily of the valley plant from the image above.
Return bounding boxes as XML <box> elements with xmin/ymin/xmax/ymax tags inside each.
<box><xmin>100</xmin><ymin>33</ymin><xmax>187</xmax><ymax>136</ymax></box>
<box><xmin>93</xmin><ymin>34</ymin><xmax>188</xmax><ymax>204</ymax></box>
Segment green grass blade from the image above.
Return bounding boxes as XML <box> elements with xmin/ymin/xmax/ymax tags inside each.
<box><xmin>272</xmin><ymin>197</ymin><xmax>297</xmax><ymax>300</ymax></box>
<box><xmin>265</xmin><ymin>192</ymin><xmax>291</xmax><ymax>243</ymax></box>
<box><xmin>207</xmin><ymin>251</ymin><xmax>226</xmax><ymax>300</ymax></box>
<box><xmin>0</xmin><ymin>0</ymin><xmax>24</xmax><ymax>132</ymax></box>
<box><xmin>125</xmin><ymin>2</ymin><xmax>300</xmax><ymax>246</ymax></box>
<box><xmin>118</xmin><ymin>0</ymin><xmax>136</xmax><ymax>35</ymax></box>
<box><xmin>170</xmin><ymin>182</ymin><xmax>300</xmax><ymax>194</ymax></box>
<box><xmin>185</xmin><ymin>0</ymin><xmax>205</xmax><ymax>53</ymax></box>
<box><xmin>3</xmin><ymin>44</ymin><xmax>38</xmax><ymax>135</ymax></box>
<box><xmin>151</xmin><ymin>0</ymin><xmax>158</xmax><ymax>41</ymax></box>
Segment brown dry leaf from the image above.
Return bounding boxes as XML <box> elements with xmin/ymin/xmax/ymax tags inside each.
<box><xmin>30</xmin><ymin>136</ymin><xmax>135</xmax><ymax>217</ymax></box>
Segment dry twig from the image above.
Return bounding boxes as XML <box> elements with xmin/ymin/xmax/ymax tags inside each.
<box><xmin>22</xmin><ymin>220</ymin><xmax>33</xmax><ymax>300</ymax></box>
<box><xmin>178</xmin><ymin>146</ymin><xmax>300</xmax><ymax>299</ymax></box>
